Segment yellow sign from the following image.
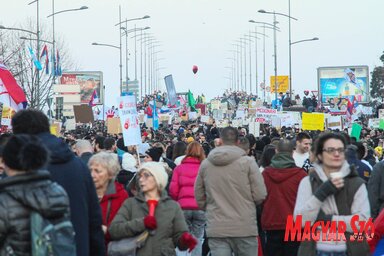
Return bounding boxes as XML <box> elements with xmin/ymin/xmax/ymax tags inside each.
<box><xmin>270</xmin><ymin>75</ymin><xmax>289</xmax><ymax>93</ymax></box>
<box><xmin>302</xmin><ymin>113</ymin><xmax>325</xmax><ymax>131</ymax></box>
<box><xmin>50</xmin><ymin>123</ymin><xmax>60</xmax><ymax>136</ymax></box>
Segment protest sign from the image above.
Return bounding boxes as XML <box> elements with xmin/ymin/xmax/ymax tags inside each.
<box><xmin>65</xmin><ymin>119</ymin><xmax>76</xmax><ymax>131</ymax></box>
<box><xmin>50</xmin><ymin>123</ymin><xmax>60</xmax><ymax>136</ymax></box>
<box><xmin>211</xmin><ymin>100</ymin><xmax>220</xmax><ymax>110</ymax></box>
<box><xmin>380</xmin><ymin>119</ymin><xmax>384</xmax><ymax>129</ymax></box>
<box><xmin>326</xmin><ymin>115</ymin><xmax>343</xmax><ymax>130</ymax></box>
<box><xmin>255</xmin><ymin>108</ymin><xmax>277</xmax><ymax>125</ymax></box>
<box><xmin>248</xmin><ymin>121</ymin><xmax>260</xmax><ymax>137</ymax></box>
<box><xmin>200</xmin><ymin>115</ymin><xmax>210</xmax><ymax>123</ymax></box>
<box><xmin>302</xmin><ymin>113</ymin><xmax>325</xmax><ymax>131</ymax></box>
<box><xmin>379</xmin><ymin>109</ymin><xmax>384</xmax><ymax>120</ymax></box>
<box><xmin>279</xmin><ymin>112</ymin><xmax>301</xmax><ymax>128</ymax></box>
<box><xmin>117</xmin><ymin>95</ymin><xmax>141</xmax><ymax>146</ymax></box>
<box><xmin>271</xmin><ymin>116</ymin><xmax>281</xmax><ymax>128</ymax></box>
<box><xmin>368</xmin><ymin>118</ymin><xmax>380</xmax><ymax>129</ymax></box>
<box><xmin>73</xmin><ymin>105</ymin><xmax>94</xmax><ymax>123</ymax></box>
<box><xmin>350</xmin><ymin>123</ymin><xmax>362</xmax><ymax>141</ymax></box>
<box><xmin>164</xmin><ymin>75</ymin><xmax>178</xmax><ymax>106</ymax></box>
<box><xmin>236</xmin><ymin>110</ymin><xmax>245</xmax><ymax>119</ymax></box>
<box><xmin>107</xmin><ymin>118</ymin><xmax>122</xmax><ymax>134</ymax></box>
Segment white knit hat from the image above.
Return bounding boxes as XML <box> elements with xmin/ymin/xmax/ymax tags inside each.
<box><xmin>122</xmin><ymin>153</ymin><xmax>137</xmax><ymax>171</ymax></box>
<box><xmin>138</xmin><ymin>162</ymin><xmax>168</xmax><ymax>191</ymax></box>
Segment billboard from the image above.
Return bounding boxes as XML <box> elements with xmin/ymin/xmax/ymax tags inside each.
<box><xmin>318</xmin><ymin>66</ymin><xmax>369</xmax><ymax>104</ymax></box>
<box><xmin>270</xmin><ymin>75</ymin><xmax>289</xmax><ymax>93</ymax></box>
<box><xmin>60</xmin><ymin>71</ymin><xmax>103</xmax><ymax>104</ymax></box>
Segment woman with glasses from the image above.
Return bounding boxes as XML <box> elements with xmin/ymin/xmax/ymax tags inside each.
<box><xmin>294</xmin><ymin>132</ymin><xmax>370</xmax><ymax>256</ymax></box>
<box><xmin>109</xmin><ymin>162</ymin><xmax>197</xmax><ymax>256</ymax></box>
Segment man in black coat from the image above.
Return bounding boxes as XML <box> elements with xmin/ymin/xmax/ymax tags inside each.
<box><xmin>11</xmin><ymin>109</ymin><xmax>105</xmax><ymax>256</ymax></box>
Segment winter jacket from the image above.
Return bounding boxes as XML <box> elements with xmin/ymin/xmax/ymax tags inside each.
<box><xmin>369</xmin><ymin>209</ymin><xmax>384</xmax><ymax>254</ymax></box>
<box><xmin>109</xmin><ymin>191</ymin><xmax>188</xmax><ymax>256</ymax></box>
<box><xmin>37</xmin><ymin>132</ymin><xmax>105</xmax><ymax>256</ymax></box>
<box><xmin>261</xmin><ymin>153</ymin><xmax>307</xmax><ymax>230</ymax></box>
<box><xmin>0</xmin><ymin>170</ymin><xmax>70</xmax><ymax>255</ymax></box>
<box><xmin>169</xmin><ymin>157</ymin><xmax>201</xmax><ymax>210</ymax></box>
<box><xmin>368</xmin><ymin>161</ymin><xmax>384</xmax><ymax>218</ymax></box>
<box><xmin>294</xmin><ymin>162</ymin><xmax>370</xmax><ymax>255</ymax></box>
<box><xmin>346</xmin><ymin>145</ymin><xmax>371</xmax><ymax>182</ymax></box>
<box><xmin>194</xmin><ymin>145</ymin><xmax>267</xmax><ymax>238</ymax></box>
<box><xmin>100</xmin><ymin>181</ymin><xmax>129</xmax><ymax>250</ymax></box>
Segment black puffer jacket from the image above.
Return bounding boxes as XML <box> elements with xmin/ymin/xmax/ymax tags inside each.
<box><xmin>0</xmin><ymin>170</ymin><xmax>70</xmax><ymax>255</ymax></box>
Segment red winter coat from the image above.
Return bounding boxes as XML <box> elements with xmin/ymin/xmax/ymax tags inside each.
<box><xmin>100</xmin><ymin>181</ymin><xmax>128</xmax><ymax>250</ymax></box>
<box><xmin>369</xmin><ymin>209</ymin><xmax>384</xmax><ymax>253</ymax></box>
<box><xmin>169</xmin><ymin>157</ymin><xmax>201</xmax><ymax>210</ymax></box>
<box><xmin>261</xmin><ymin>164</ymin><xmax>307</xmax><ymax>230</ymax></box>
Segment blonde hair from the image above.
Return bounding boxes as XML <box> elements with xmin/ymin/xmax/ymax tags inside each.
<box><xmin>88</xmin><ymin>152</ymin><xmax>120</xmax><ymax>178</ymax></box>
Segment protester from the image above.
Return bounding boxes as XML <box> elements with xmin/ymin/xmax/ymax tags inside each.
<box><xmin>116</xmin><ymin>152</ymin><xmax>138</xmax><ymax>193</ymax></box>
<box><xmin>0</xmin><ymin>134</ymin><xmax>71</xmax><ymax>255</ymax></box>
<box><xmin>11</xmin><ymin>109</ymin><xmax>105</xmax><ymax>255</ymax></box>
<box><xmin>195</xmin><ymin>126</ymin><xmax>267</xmax><ymax>255</ymax></box>
<box><xmin>368</xmin><ymin>160</ymin><xmax>384</xmax><ymax>219</ymax></box>
<box><xmin>293</xmin><ymin>132</ymin><xmax>312</xmax><ymax>169</ymax></box>
<box><xmin>173</xmin><ymin>141</ymin><xmax>187</xmax><ymax>165</ymax></box>
<box><xmin>88</xmin><ymin>152</ymin><xmax>129</xmax><ymax>251</ymax></box>
<box><xmin>170</xmin><ymin>141</ymin><xmax>206</xmax><ymax>256</ymax></box>
<box><xmin>109</xmin><ymin>162</ymin><xmax>197</xmax><ymax>256</ymax></box>
<box><xmin>261</xmin><ymin>139</ymin><xmax>307</xmax><ymax>256</ymax></box>
<box><xmin>258</xmin><ymin>144</ymin><xmax>276</xmax><ymax>173</ymax></box>
<box><xmin>75</xmin><ymin>139</ymin><xmax>94</xmax><ymax>164</ymax></box>
<box><xmin>294</xmin><ymin>132</ymin><xmax>370</xmax><ymax>256</ymax></box>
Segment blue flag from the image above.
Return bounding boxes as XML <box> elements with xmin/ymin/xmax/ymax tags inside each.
<box><xmin>28</xmin><ymin>47</ymin><xmax>42</xmax><ymax>70</ymax></box>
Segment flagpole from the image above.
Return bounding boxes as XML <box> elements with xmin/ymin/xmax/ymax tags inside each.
<box><xmin>36</xmin><ymin>0</ymin><xmax>41</xmax><ymax>109</ymax></box>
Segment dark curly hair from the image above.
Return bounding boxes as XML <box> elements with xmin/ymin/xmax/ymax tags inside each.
<box><xmin>11</xmin><ymin>109</ymin><xmax>50</xmax><ymax>134</ymax></box>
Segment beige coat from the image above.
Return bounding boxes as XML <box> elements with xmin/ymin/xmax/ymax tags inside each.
<box><xmin>194</xmin><ymin>145</ymin><xmax>267</xmax><ymax>237</ymax></box>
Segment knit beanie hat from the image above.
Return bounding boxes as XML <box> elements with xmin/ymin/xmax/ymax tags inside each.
<box><xmin>145</xmin><ymin>147</ymin><xmax>163</xmax><ymax>162</ymax></box>
<box><xmin>122</xmin><ymin>153</ymin><xmax>137</xmax><ymax>171</ymax></box>
<box><xmin>139</xmin><ymin>162</ymin><xmax>168</xmax><ymax>191</ymax></box>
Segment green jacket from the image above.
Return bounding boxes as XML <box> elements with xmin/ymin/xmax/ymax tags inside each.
<box><xmin>109</xmin><ymin>191</ymin><xmax>188</xmax><ymax>256</ymax></box>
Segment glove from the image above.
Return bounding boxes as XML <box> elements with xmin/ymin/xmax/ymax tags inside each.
<box><xmin>316</xmin><ymin>209</ymin><xmax>332</xmax><ymax>222</ymax></box>
<box><xmin>144</xmin><ymin>215</ymin><xmax>157</xmax><ymax>230</ymax></box>
<box><xmin>178</xmin><ymin>232</ymin><xmax>198</xmax><ymax>252</ymax></box>
<box><xmin>314</xmin><ymin>180</ymin><xmax>338</xmax><ymax>202</ymax></box>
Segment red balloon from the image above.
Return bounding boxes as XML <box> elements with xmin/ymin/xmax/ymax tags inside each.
<box><xmin>192</xmin><ymin>65</ymin><xmax>198</xmax><ymax>74</ymax></box>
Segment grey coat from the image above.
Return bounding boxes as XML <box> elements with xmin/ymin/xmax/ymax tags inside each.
<box><xmin>109</xmin><ymin>191</ymin><xmax>188</xmax><ymax>256</ymax></box>
<box><xmin>0</xmin><ymin>170</ymin><xmax>70</xmax><ymax>256</ymax></box>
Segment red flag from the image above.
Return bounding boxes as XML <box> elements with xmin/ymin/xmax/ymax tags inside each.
<box><xmin>0</xmin><ymin>64</ymin><xmax>27</xmax><ymax>110</ymax></box>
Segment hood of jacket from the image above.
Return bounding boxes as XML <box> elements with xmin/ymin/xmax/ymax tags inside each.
<box><xmin>207</xmin><ymin>145</ymin><xmax>246</xmax><ymax>166</ymax></box>
<box><xmin>263</xmin><ymin>165</ymin><xmax>305</xmax><ymax>183</ymax></box>
<box><xmin>37</xmin><ymin>132</ymin><xmax>74</xmax><ymax>164</ymax></box>
<box><xmin>270</xmin><ymin>153</ymin><xmax>297</xmax><ymax>169</ymax></box>
<box><xmin>0</xmin><ymin>170</ymin><xmax>69</xmax><ymax>219</ymax></box>
<box><xmin>103</xmin><ymin>180</ymin><xmax>127</xmax><ymax>201</ymax></box>
<box><xmin>180</xmin><ymin>157</ymin><xmax>201</xmax><ymax>165</ymax></box>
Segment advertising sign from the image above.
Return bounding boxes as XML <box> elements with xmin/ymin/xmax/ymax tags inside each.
<box><xmin>60</xmin><ymin>71</ymin><xmax>103</xmax><ymax>104</ymax></box>
<box><xmin>270</xmin><ymin>75</ymin><xmax>289</xmax><ymax>93</ymax></box>
<box><xmin>118</xmin><ymin>95</ymin><xmax>141</xmax><ymax>146</ymax></box>
<box><xmin>318</xmin><ymin>66</ymin><xmax>369</xmax><ymax>104</ymax></box>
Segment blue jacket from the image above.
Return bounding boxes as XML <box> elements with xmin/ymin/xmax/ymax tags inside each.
<box><xmin>38</xmin><ymin>133</ymin><xmax>105</xmax><ymax>256</ymax></box>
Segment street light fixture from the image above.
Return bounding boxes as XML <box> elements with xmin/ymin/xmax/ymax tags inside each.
<box><xmin>92</xmin><ymin>42</ymin><xmax>123</xmax><ymax>94</ymax></box>
<box><xmin>291</xmin><ymin>37</ymin><xmax>319</xmax><ymax>45</ymax></box>
<box><xmin>258</xmin><ymin>8</ymin><xmax>297</xmax><ymax>100</ymax></box>
<box><xmin>0</xmin><ymin>25</ymin><xmax>38</xmax><ymax>35</ymax></box>
<box><xmin>20</xmin><ymin>36</ymin><xmax>53</xmax><ymax>45</ymax></box>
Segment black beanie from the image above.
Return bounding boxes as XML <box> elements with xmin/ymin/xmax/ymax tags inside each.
<box><xmin>146</xmin><ymin>147</ymin><xmax>163</xmax><ymax>162</ymax></box>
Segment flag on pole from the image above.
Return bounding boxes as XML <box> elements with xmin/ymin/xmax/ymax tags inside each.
<box><xmin>187</xmin><ymin>90</ymin><xmax>196</xmax><ymax>112</ymax></box>
<box><xmin>88</xmin><ymin>90</ymin><xmax>99</xmax><ymax>107</ymax></box>
<box><xmin>0</xmin><ymin>64</ymin><xmax>27</xmax><ymax>111</ymax></box>
<box><xmin>56</xmin><ymin>50</ymin><xmax>62</xmax><ymax>76</ymax></box>
<box><xmin>40</xmin><ymin>44</ymin><xmax>49</xmax><ymax>74</ymax></box>
<box><xmin>28</xmin><ymin>47</ymin><xmax>42</xmax><ymax>71</ymax></box>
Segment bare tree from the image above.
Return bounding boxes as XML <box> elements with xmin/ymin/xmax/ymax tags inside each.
<box><xmin>0</xmin><ymin>19</ymin><xmax>77</xmax><ymax>110</ymax></box>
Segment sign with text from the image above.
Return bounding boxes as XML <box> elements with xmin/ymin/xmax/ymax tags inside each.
<box><xmin>117</xmin><ymin>95</ymin><xmax>141</xmax><ymax>146</ymax></box>
<box><xmin>255</xmin><ymin>108</ymin><xmax>278</xmax><ymax>125</ymax></box>
<box><xmin>302</xmin><ymin>113</ymin><xmax>325</xmax><ymax>131</ymax></box>
<box><xmin>248</xmin><ymin>121</ymin><xmax>260</xmax><ymax>137</ymax></box>
<box><xmin>270</xmin><ymin>75</ymin><xmax>289</xmax><ymax>93</ymax></box>
<box><xmin>327</xmin><ymin>115</ymin><xmax>343</xmax><ymax>130</ymax></box>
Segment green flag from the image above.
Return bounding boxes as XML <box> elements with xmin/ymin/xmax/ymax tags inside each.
<box><xmin>187</xmin><ymin>90</ymin><xmax>196</xmax><ymax>112</ymax></box>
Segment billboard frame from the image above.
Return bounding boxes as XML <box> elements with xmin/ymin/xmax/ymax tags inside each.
<box><xmin>317</xmin><ymin>65</ymin><xmax>369</xmax><ymax>105</ymax></box>
<box><xmin>60</xmin><ymin>71</ymin><xmax>104</xmax><ymax>105</ymax></box>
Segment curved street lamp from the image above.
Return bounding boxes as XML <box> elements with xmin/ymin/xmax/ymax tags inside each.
<box><xmin>291</xmin><ymin>37</ymin><xmax>319</xmax><ymax>45</ymax></box>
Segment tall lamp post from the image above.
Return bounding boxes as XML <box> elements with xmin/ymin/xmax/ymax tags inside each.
<box><xmin>47</xmin><ymin>3</ymin><xmax>88</xmax><ymax>85</ymax></box>
<box><xmin>249</xmin><ymin>20</ymin><xmax>280</xmax><ymax>103</ymax></box>
<box><xmin>120</xmin><ymin>26</ymin><xmax>150</xmax><ymax>95</ymax></box>
<box><xmin>258</xmin><ymin>9</ymin><xmax>297</xmax><ymax>100</ymax></box>
<box><xmin>91</xmin><ymin>42</ymin><xmax>122</xmax><ymax>94</ymax></box>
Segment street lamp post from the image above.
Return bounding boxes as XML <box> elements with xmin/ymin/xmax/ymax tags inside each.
<box><xmin>258</xmin><ymin>8</ymin><xmax>297</xmax><ymax>100</ymax></box>
<box><xmin>92</xmin><ymin>42</ymin><xmax>122</xmax><ymax>94</ymax></box>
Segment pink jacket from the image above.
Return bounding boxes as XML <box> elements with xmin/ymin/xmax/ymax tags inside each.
<box><xmin>169</xmin><ymin>157</ymin><xmax>201</xmax><ymax>210</ymax></box>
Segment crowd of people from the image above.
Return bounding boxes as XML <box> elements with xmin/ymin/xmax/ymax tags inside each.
<box><xmin>0</xmin><ymin>92</ymin><xmax>383</xmax><ymax>255</ymax></box>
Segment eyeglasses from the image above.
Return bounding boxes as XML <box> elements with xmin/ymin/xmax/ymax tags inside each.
<box><xmin>139</xmin><ymin>172</ymin><xmax>153</xmax><ymax>179</ymax></box>
<box><xmin>322</xmin><ymin>148</ymin><xmax>345</xmax><ymax>155</ymax></box>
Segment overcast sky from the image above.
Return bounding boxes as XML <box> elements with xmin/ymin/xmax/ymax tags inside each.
<box><xmin>2</xmin><ymin>0</ymin><xmax>384</xmax><ymax>106</ymax></box>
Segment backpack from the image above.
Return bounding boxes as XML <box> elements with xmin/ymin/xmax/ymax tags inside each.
<box><xmin>31</xmin><ymin>211</ymin><xmax>77</xmax><ymax>256</ymax></box>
